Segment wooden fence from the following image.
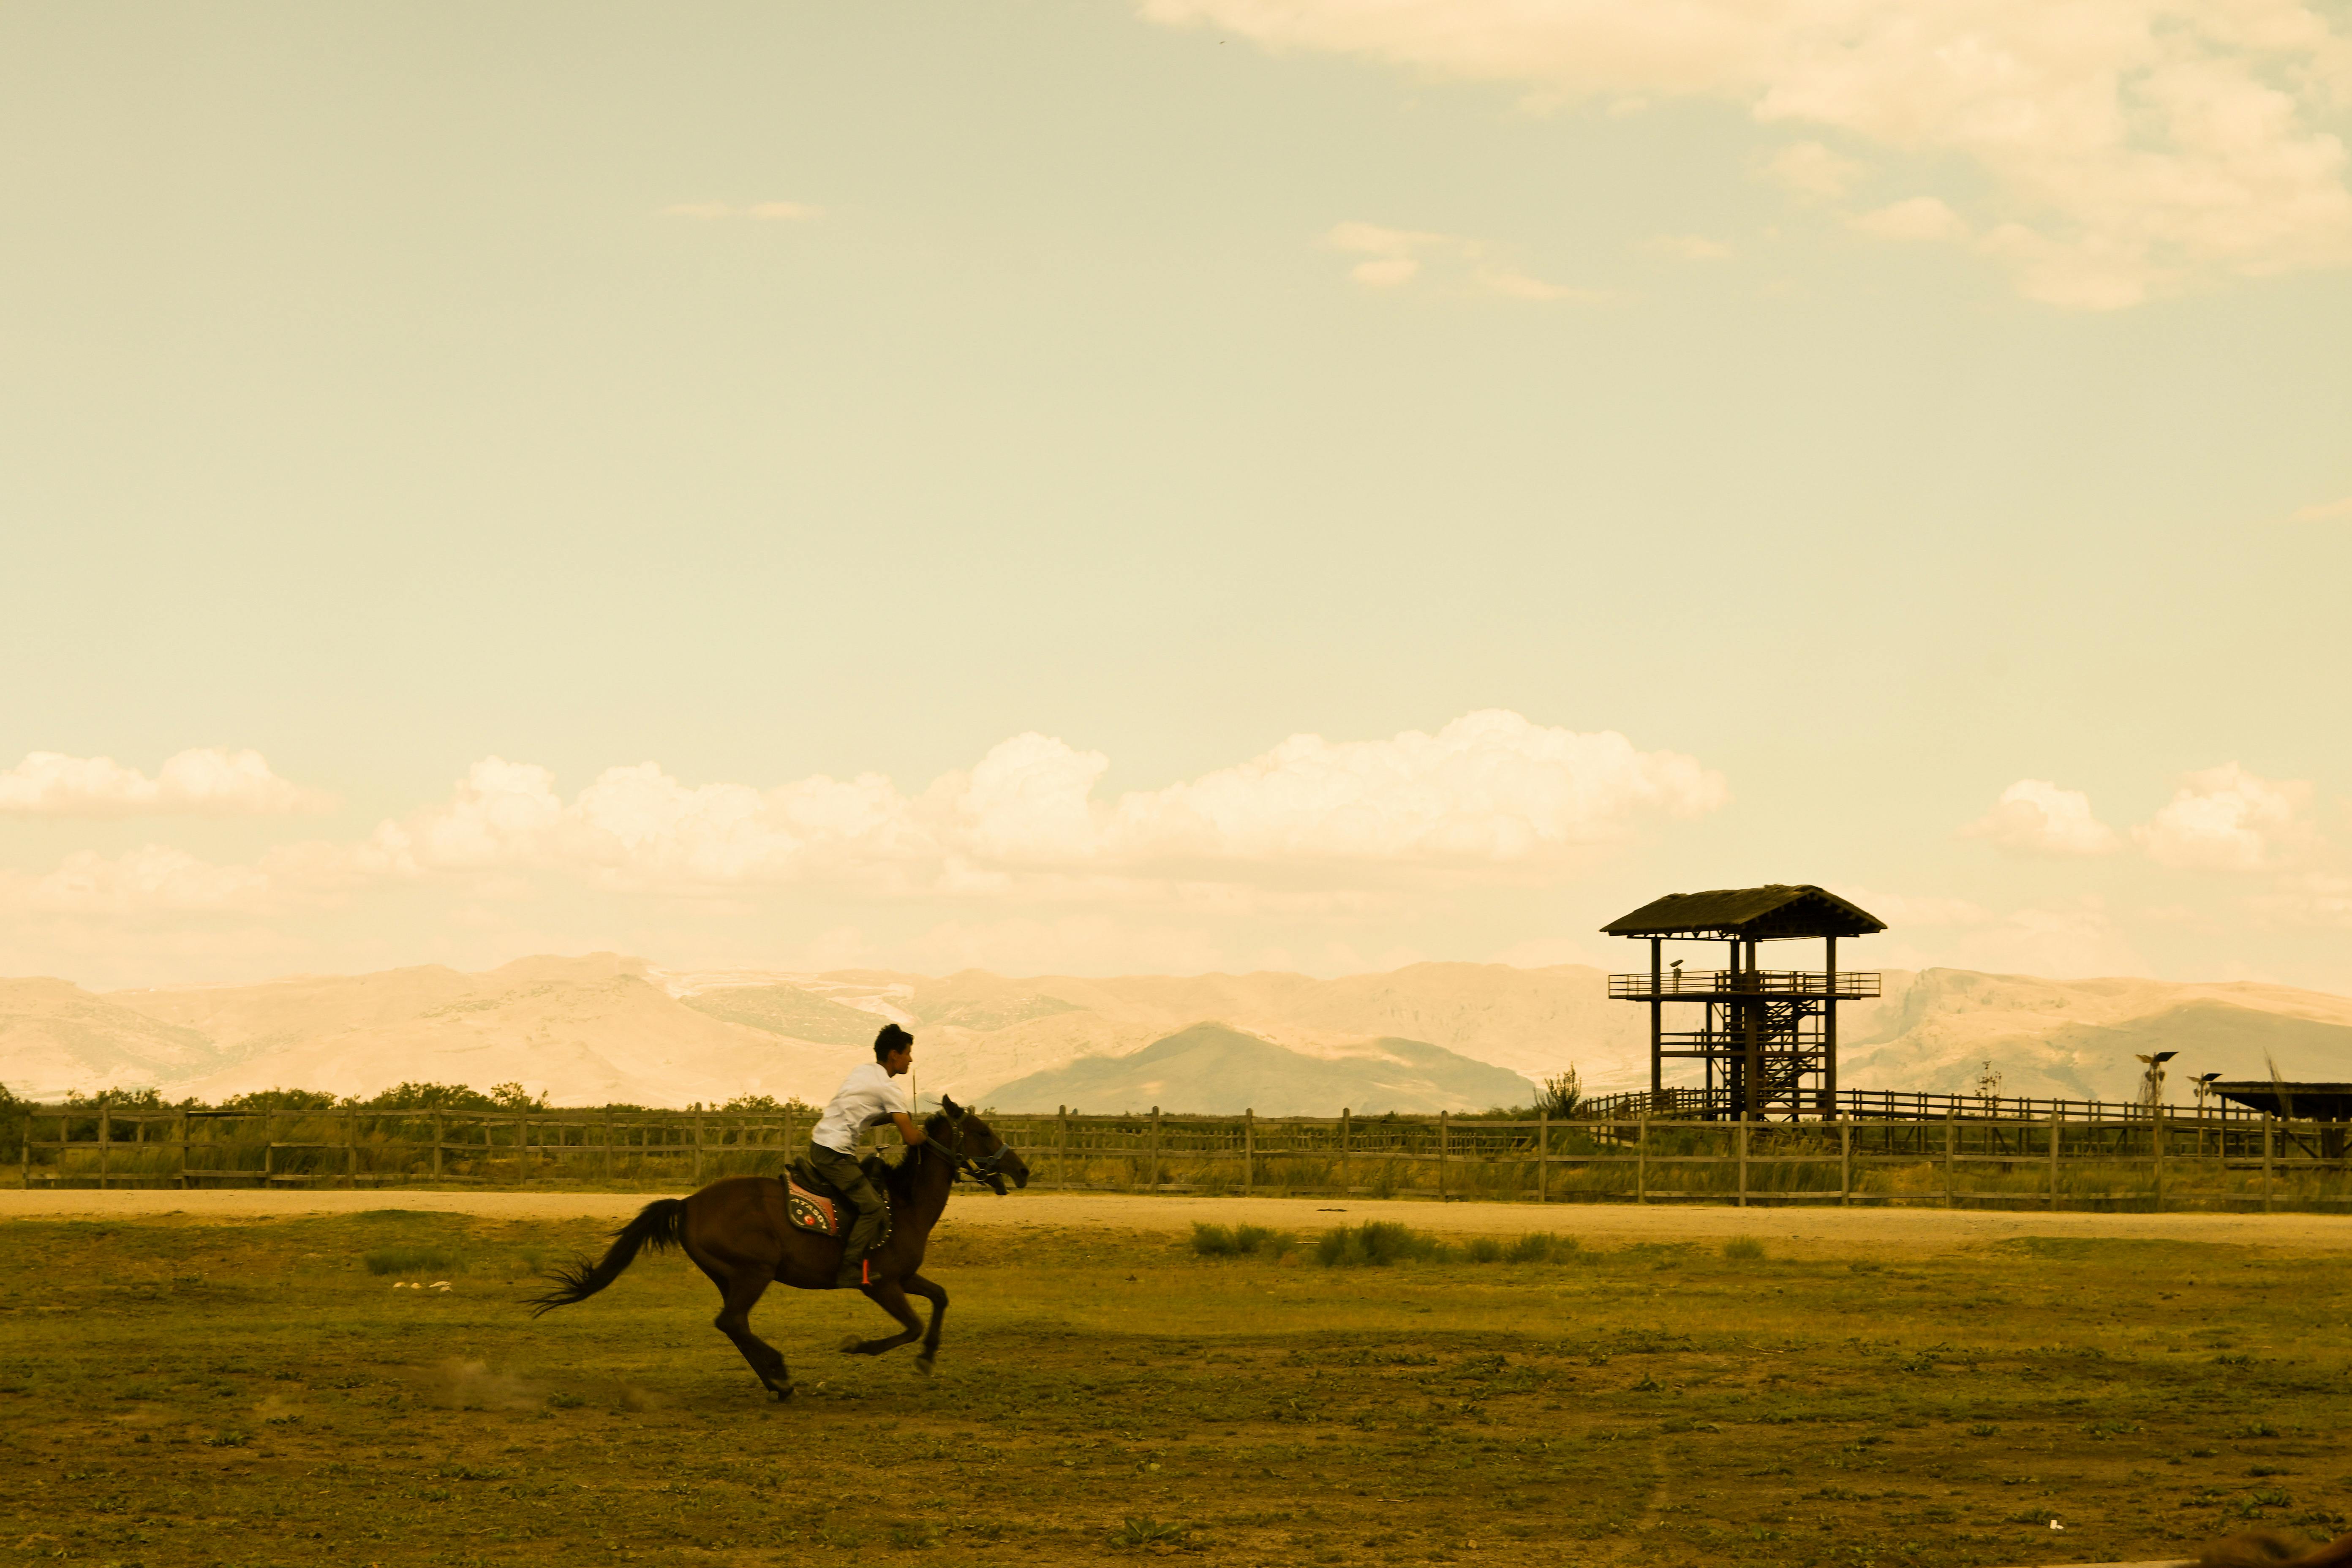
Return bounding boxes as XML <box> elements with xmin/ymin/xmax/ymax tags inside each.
<box><xmin>12</xmin><ymin>1102</ymin><xmax>2351</xmax><ymax>1213</ymax></box>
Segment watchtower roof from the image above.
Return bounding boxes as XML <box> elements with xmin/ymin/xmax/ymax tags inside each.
<box><xmin>1601</xmin><ymin>884</ymin><xmax>1886</xmax><ymax>942</ymax></box>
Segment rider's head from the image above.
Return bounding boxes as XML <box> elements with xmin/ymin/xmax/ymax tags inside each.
<box><xmin>874</xmin><ymin>1023</ymin><xmax>914</xmax><ymax>1074</ymax></box>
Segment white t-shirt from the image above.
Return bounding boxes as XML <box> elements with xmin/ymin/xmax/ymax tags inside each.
<box><xmin>812</xmin><ymin>1061</ymin><xmax>912</xmax><ymax>1154</ymax></box>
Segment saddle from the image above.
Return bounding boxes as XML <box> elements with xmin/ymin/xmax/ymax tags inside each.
<box><xmin>781</xmin><ymin>1154</ymin><xmax>893</xmax><ymax>1245</ymax></box>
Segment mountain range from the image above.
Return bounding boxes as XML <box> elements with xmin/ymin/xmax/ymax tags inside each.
<box><xmin>4</xmin><ymin>953</ymin><xmax>2350</xmax><ymax>1113</ymax></box>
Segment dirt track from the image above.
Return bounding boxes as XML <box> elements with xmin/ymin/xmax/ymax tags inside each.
<box><xmin>6</xmin><ymin>1185</ymin><xmax>2349</xmax><ymax>1252</ymax></box>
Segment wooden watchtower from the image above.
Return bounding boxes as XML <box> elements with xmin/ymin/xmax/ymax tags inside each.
<box><xmin>1601</xmin><ymin>884</ymin><xmax>1886</xmax><ymax>1121</ymax></box>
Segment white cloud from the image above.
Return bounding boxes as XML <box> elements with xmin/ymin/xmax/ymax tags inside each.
<box><xmin>2292</xmin><ymin>493</ymin><xmax>2352</xmax><ymax>522</ymax></box>
<box><xmin>352</xmin><ymin>711</ymin><xmax>1725</xmax><ymax>893</ymax></box>
<box><xmin>1852</xmin><ymin>196</ymin><xmax>1971</xmax><ymax>242</ymax></box>
<box><xmin>9</xmin><ymin>845</ymin><xmax>273</xmax><ymax>915</ymax></box>
<box><xmin>1325</xmin><ymin>222</ymin><xmax>1609</xmax><ymax>302</ymax></box>
<box><xmin>2133</xmin><ymin>763</ymin><xmax>2311</xmax><ymax>870</ymax></box>
<box><xmin>1101</xmin><ymin>711</ymin><xmax>1726</xmax><ymax>863</ymax></box>
<box><xmin>1962</xmin><ymin>779</ymin><xmax>2123</xmax><ymax>856</ymax></box>
<box><xmin>1644</xmin><ymin>233</ymin><xmax>1735</xmax><ymax>260</ymax></box>
<box><xmin>1151</xmin><ymin>0</ymin><xmax>2352</xmax><ymax>307</ymax></box>
<box><xmin>1764</xmin><ymin>139</ymin><xmax>1866</xmax><ymax>200</ymax></box>
<box><xmin>0</xmin><ymin>748</ymin><xmax>330</xmax><ymax>817</ymax></box>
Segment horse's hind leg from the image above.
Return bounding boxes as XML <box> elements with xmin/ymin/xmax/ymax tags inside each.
<box><xmin>712</xmin><ymin>1266</ymin><xmax>793</xmax><ymax>1401</ymax></box>
<box><xmin>903</xmin><ymin>1272</ymin><xmax>948</xmax><ymax>1374</ymax></box>
<box><xmin>839</xmin><ymin>1278</ymin><xmax>924</xmax><ymax>1358</ymax></box>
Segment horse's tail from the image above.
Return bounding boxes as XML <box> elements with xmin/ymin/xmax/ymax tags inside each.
<box><xmin>527</xmin><ymin>1198</ymin><xmax>687</xmax><ymax>1317</ymax></box>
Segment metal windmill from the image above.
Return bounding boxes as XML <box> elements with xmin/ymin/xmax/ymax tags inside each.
<box><xmin>2135</xmin><ymin>1051</ymin><xmax>2177</xmax><ymax>1112</ymax></box>
<box><xmin>2191</xmin><ymin>1071</ymin><xmax>2221</xmax><ymax>1116</ymax></box>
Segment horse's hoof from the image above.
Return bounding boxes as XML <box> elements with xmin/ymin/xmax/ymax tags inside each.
<box><xmin>838</xmin><ymin>1335</ymin><xmax>865</xmax><ymax>1355</ymax></box>
<box><xmin>914</xmin><ymin>1354</ymin><xmax>935</xmax><ymax>1377</ymax></box>
<box><xmin>770</xmin><ymin>1383</ymin><xmax>795</xmax><ymax>1403</ymax></box>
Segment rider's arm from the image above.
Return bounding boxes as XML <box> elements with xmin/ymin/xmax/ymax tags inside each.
<box><xmin>890</xmin><ymin>1112</ymin><xmax>928</xmax><ymax>1145</ymax></box>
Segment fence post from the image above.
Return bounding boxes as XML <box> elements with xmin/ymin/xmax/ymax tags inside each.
<box><xmin>2153</xmin><ymin>1103</ymin><xmax>2165</xmax><ymax>1213</ymax></box>
<box><xmin>432</xmin><ymin>1113</ymin><xmax>444</xmax><ymax>1181</ymax></box>
<box><xmin>263</xmin><ymin>1111</ymin><xmax>274</xmax><ymax>1186</ymax></box>
<box><xmin>99</xmin><ymin>1102</ymin><xmax>111</xmax><ymax>1190</ymax></box>
<box><xmin>1244</xmin><ymin>1109</ymin><xmax>1255</xmax><ymax>1196</ymax></box>
<box><xmin>691</xmin><ymin>1112</ymin><xmax>703</xmax><ymax>1185</ymax></box>
<box><xmin>1636</xmin><ymin>1111</ymin><xmax>1648</xmax><ymax>1205</ymax></box>
<box><xmin>1149</xmin><ymin>1108</ymin><xmax>1162</xmax><ymax>1193</ymax></box>
<box><xmin>1437</xmin><ymin>1111</ymin><xmax>1448</xmax><ymax>1200</ymax></box>
<box><xmin>1737</xmin><ymin>1113</ymin><xmax>1748</xmax><ymax>1208</ymax></box>
<box><xmin>1537</xmin><ymin>1108</ymin><xmax>1549</xmax><ymax>1204</ymax></box>
<box><xmin>175</xmin><ymin>1109</ymin><xmax>188</xmax><ymax>1190</ymax></box>
<box><xmin>2048</xmin><ymin>1108</ymin><xmax>2061</xmax><ymax>1210</ymax></box>
<box><xmin>1944</xmin><ymin>1108</ymin><xmax>1955</xmax><ymax>1209</ymax></box>
<box><xmin>2262</xmin><ymin>1114</ymin><xmax>2274</xmax><ymax>1214</ymax></box>
<box><xmin>1339</xmin><ymin>1108</ymin><xmax>1351</xmax><ymax>1197</ymax></box>
<box><xmin>1059</xmin><ymin>1107</ymin><xmax>1070</xmax><ymax>1191</ymax></box>
<box><xmin>1839</xmin><ymin>1117</ymin><xmax>1852</xmax><ymax>1206</ymax></box>
<box><xmin>345</xmin><ymin>1109</ymin><xmax>358</xmax><ymax>1190</ymax></box>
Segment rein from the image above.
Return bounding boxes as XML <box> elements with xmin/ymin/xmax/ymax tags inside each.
<box><xmin>923</xmin><ymin>1108</ymin><xmax>1012</xmax><ymax>1185</ymax></box>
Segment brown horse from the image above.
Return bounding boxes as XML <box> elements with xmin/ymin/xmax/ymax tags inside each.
<box><xmin>528</xmin><ymin>1096</ymin><xmax>1029</xmax><ymax>1398</ymax></box>
<box><xmin>2201</xmin><ymin>1533</ymin><xmax>2352</xmax><ymax>1567</ymax></box>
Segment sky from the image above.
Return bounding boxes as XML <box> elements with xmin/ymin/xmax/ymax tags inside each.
<box><xmin>3</xmin><ymin>0</ymin><xmax>2350</xmax><ymax>994</ymax></box>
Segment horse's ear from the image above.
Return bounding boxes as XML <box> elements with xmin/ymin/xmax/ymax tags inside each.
<box><xmin>941</xmin><ymin>1092</ymin><xmax>962</xmax><ymax>1115</ymax></box>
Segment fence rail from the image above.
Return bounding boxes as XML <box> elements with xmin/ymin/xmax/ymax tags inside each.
<box><xmin>10</xmin><ymin>1101</ymin><xmax>2349</xmax><ymax>1213</ymax></box>
<box><xmin>1583</xmin><ymin>1085</ymin><xmax>2273</xmax><ymax>1124</ymax></box>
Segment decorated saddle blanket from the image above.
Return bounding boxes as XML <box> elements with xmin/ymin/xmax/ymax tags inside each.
<box><xmin>782</xmin><ymin>1156</ymin><xmax>892</xmax><ymax>1245</ymax></box>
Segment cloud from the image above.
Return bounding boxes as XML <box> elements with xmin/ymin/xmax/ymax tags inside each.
<box><xmin>0</xmin><ymin>749</ymin><xmax>330</xmax><ymax>817</ymax></box>
<box><xmin>1962</xmin><ymin>779</ymin><xmax>2123</xmax><ymax>857</ymax></box>
<box><xmin>1150</xmin><ymin>0</ymin><xmax>2352</xmax><ymax>307</ymax></box>
<box><xmin>1763</xmin><ymin>139</ymin><xmax>1865</xmax><ymax>200</ymax></box>
<box><xmin>2133</xmin><ymin>763</ymin><xmax>2312</xmax><ymax>871</ymax></box>
<box><xmin>1100</xmin><ymin>710</ymin><xmax>1726</xmax><ymax>863</ymax></box>
<box><xmin>1852</xmin><ymin>196</ymin><xmax>1971</xmax><ymax>243</ymax></box>
<box><xmin>1643</xmin><ymin>233</ymin><xmax>1734</xmax><ymax>260</ymax></box>
<box><xmin>2292</xmin><ymin>493</ymin><xmax>2352</xmax><ymax>522</ymax></box>
<box><xmin>660</xmin><ymin>201</ymin><xmax>824</xmax><ymax>221</ymax></box>
<box><xmin>8</xmin><ymin>845</ymin><xmax>274</xmax><ymax>915</ymax></box>
<box><xmin>1325</xmin><ymin>222</ymin><xmax>1611</xmax><ymax>302</ymax></box>
<box><xmin>340</xmin><ymin>711</ymin><xmax>1724</xmax><ymax>896</ymax></box>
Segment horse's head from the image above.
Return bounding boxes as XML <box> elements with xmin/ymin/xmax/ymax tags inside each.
<box><xmin>929</xmin><ymin>1094</ymin><xmax>1029</xmax><ymax>1194</ymax></box>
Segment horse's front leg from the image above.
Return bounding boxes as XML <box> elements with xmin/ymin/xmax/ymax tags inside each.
<box><xmin>902</xmin><ymin>1271</ymin><xmax>949</xmax><ymax>1374</ymax></box>
<box><xmin>839</xmin><ymin>1278</ymin><xmax>924</xmax><ymax>1358</ymax></box>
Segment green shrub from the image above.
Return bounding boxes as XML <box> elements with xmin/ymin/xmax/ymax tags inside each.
<box><xmin>1505</xmin><ymin>1232</ymin><xmax>1575</xmax><ymax>1264</ymax></box>
<box><xmin>1721</xmin><ymin>1236</ymin><xmax>1767</xmax><ymax>1262</ymax></box>
<box><xmin>1315</xmin><ymin>1220</ymin><xmax>1443</xmax><ymax>1267</ymax></box>
<box><xmin>1466</xmin><ymin>1237</ymin><xmax>1503</xmax><ymax>1263</ymax></box>
<box><xmin>363</xmin><ymin>1244</ymin><xmax>460</xmax><ymax>1276</ymax></box>
<box><xmin>1190</xmin><ymin>1222</ymin><xmax>1294</xmax><ymax>1258</ymax></box>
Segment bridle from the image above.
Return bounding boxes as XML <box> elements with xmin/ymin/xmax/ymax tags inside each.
<box><xmin>927</xmin><ymin>1105</ymin><xmax>1013</xmax><ymax>1187</ymax></box>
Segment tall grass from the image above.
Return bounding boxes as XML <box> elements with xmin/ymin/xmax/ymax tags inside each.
<box><xmin>1190</xmin><ymin>1223</ymin><xmax>1294</xmax><ymax>1258</ymax></box>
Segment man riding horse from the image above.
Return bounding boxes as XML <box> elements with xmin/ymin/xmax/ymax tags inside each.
<box><xmin>809</xmin><ymin>1023</ymin><xmax>926</xmax><ymax>1288</ymax></box>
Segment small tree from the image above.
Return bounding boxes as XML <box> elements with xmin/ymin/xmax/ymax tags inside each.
<box><xmin>1538</xmin><ymin>1067</ymin><xmax>1582</xmax><ymax>1119</ymax></box>
<box><xmin>490</xmin><ymin>1082</ymin><xmax>549</xmax><ymax>1111</ymax></box>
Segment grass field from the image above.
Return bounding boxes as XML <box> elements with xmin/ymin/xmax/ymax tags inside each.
<box><xmin>2</xmin><ymin>1210</ymin><xmax>2348</xmax><ymax>1567</ymax></box>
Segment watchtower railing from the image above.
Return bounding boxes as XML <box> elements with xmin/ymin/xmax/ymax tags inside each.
<box><xmin>1608</xmin><ymin>969</ymin><xmax>1881</xmax><ymax>999</ymax></box>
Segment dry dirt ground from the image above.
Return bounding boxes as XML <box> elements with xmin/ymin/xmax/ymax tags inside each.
<box><xmin>9</xmin><ymin>1185</ymin><xmax>2352</xmax><ymax>1254</ymax></box>
<box><xmin>6</xmin><ymin>1192</ymin><xmax>2347</xmax><ymax>1568</ymax></box>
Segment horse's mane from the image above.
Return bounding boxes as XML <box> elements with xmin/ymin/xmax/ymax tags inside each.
<box><xmin>877</xmin><ymin>1112</ymin><xmax>960</xmax><ymax>1198</ymax></box>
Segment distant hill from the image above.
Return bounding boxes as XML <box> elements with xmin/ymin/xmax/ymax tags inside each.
<box><xmin>980</xmin><ymin>1022</ymin><xmax>1540</xmax><ymax>1116</ymax></box>
<box><xmin>3</xmin><ymin>953</ymin><xmax>2349</xmax><ymax>1110</ymax></box>
<box><xmin>5</xmin><ymin>955</ymin><xmax>840</xmax><ymax>1107</ymax></box>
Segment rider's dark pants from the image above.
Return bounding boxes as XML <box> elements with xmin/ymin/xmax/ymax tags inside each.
<box><xmin>807</xmin><ymin>1142</ymin><xmax>886</xmax><ymax>1283</ymax></box>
